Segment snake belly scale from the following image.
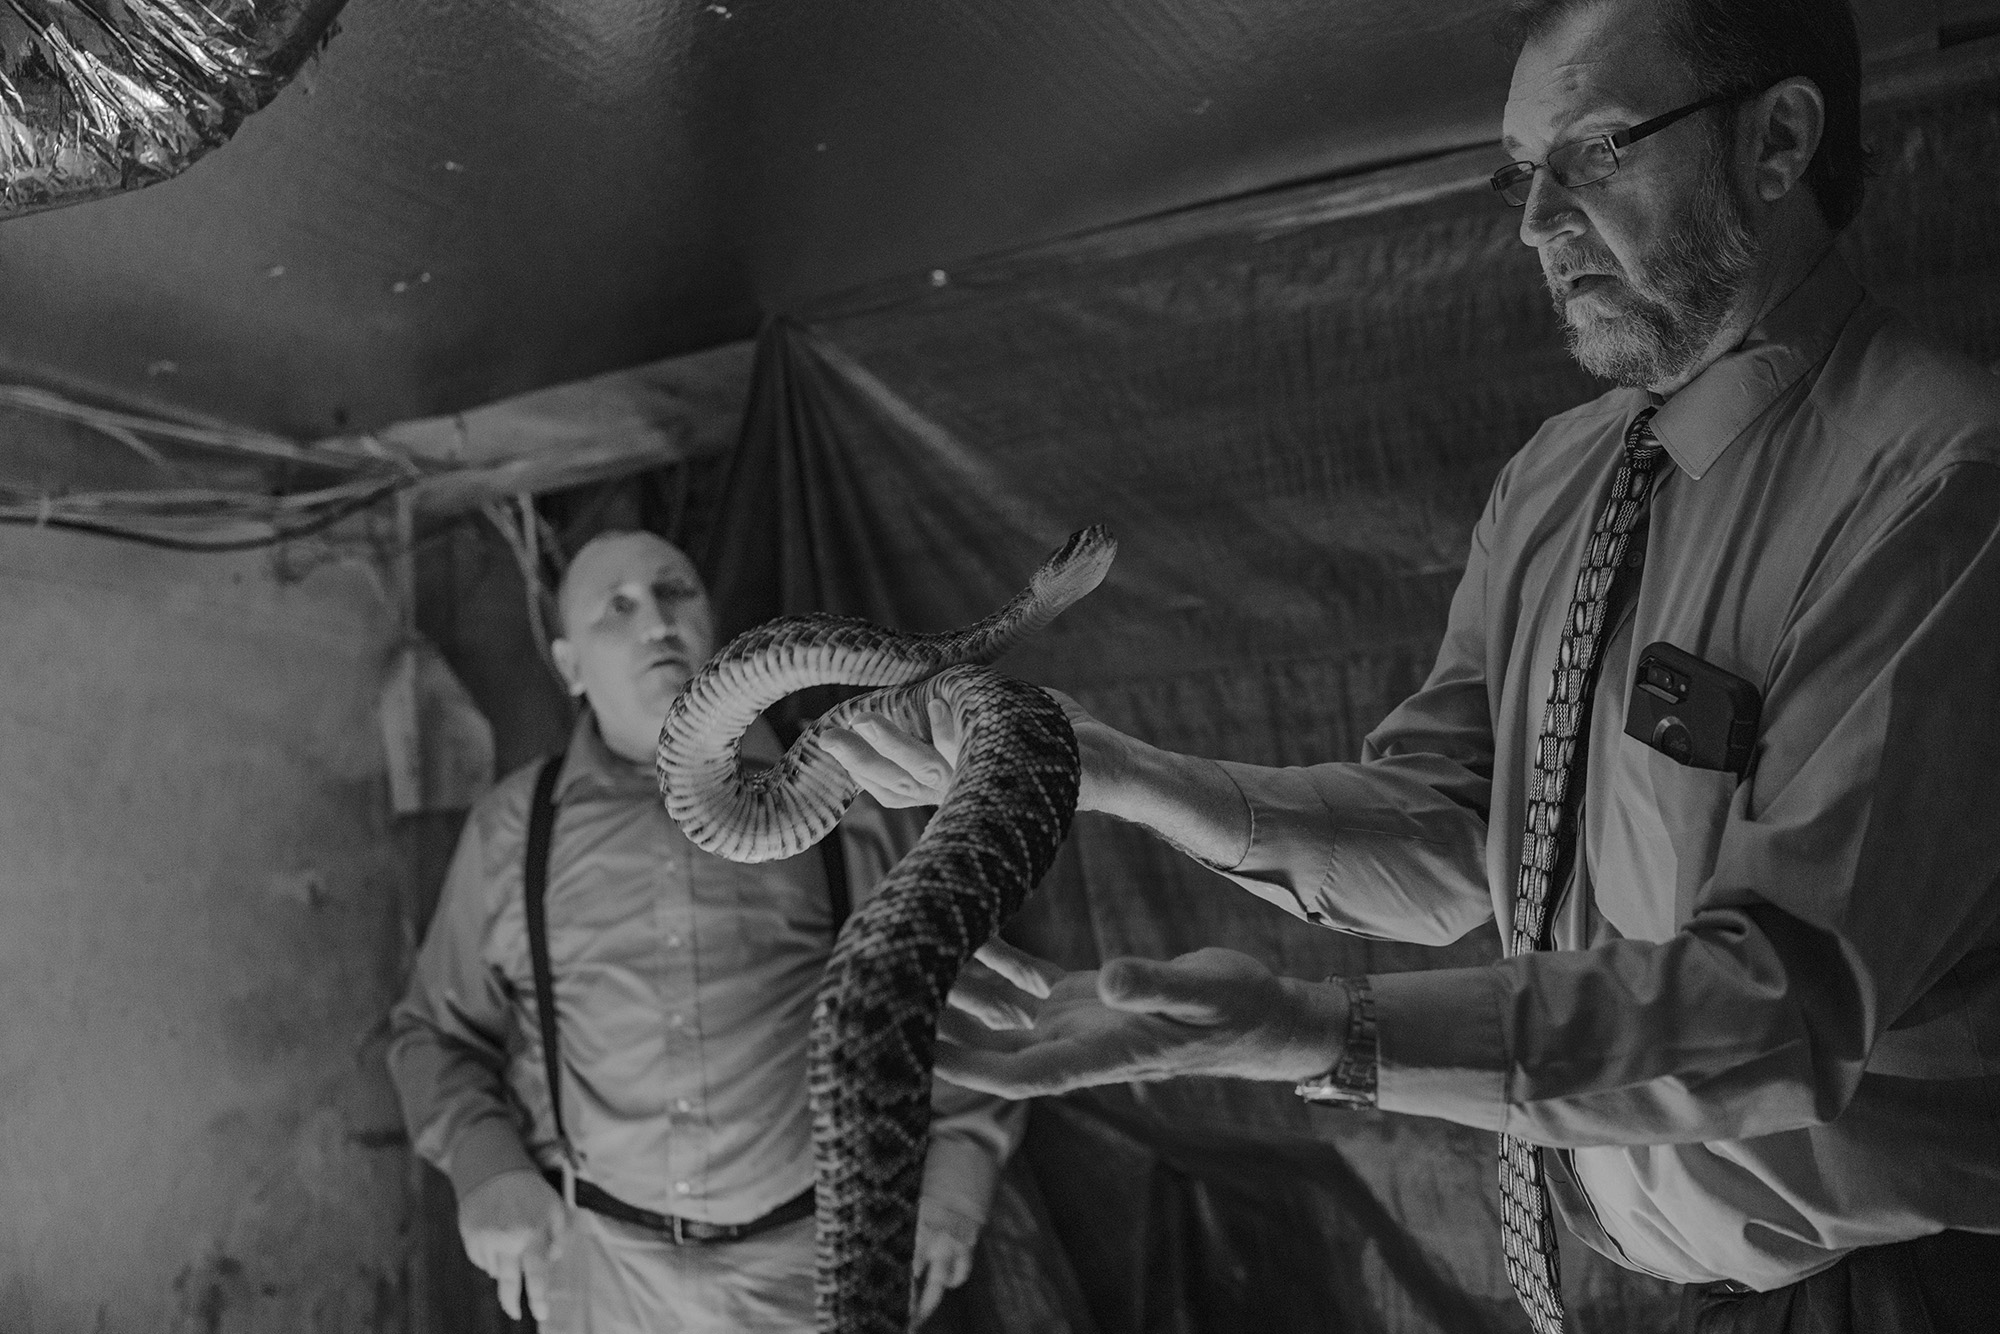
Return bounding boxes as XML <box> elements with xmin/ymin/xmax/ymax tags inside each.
<box><xmin>656</xmin><ymin>526</ymin><xmax>1116</xmax><ymax>1334</ymax></box>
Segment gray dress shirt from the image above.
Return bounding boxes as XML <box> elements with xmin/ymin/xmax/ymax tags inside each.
<box><xmin>387</xmin><ymin>711</ymin><xmax>1021</xmax><ymax>1231</ymax></box>
<box><xmin>1218</xmin><ymin>253</ymin><xmax>2000</xmax><ymax>1288</ymax></box>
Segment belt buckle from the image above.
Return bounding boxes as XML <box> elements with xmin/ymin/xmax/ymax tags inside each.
<box><xmin>669</xmin><ymin>1213</ymin><xmax>691</xmax><ymax>1246</ymax></box>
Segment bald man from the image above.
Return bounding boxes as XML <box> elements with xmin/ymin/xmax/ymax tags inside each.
<box><xmin>388</xmin><ymin>531</ymin><xmax>1022</xmax><ymax>1333</ymax></box>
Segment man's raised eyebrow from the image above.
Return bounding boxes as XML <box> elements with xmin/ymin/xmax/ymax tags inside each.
<box><xmin>1501</xmin><ymin>108</ymin><xmax>1628</xmax><ymax>161</ymax></box>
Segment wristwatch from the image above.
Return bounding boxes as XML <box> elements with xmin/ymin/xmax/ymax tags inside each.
<box><xmin>1293</xmin><ymin>975</ymin><xmax>1378</xmax><ymax>1109</ymax></box>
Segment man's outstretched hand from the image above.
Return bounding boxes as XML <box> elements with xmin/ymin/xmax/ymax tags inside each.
<box><xmin>820</xmin><ymin>690</ymin><xmax>1114</xmax><ymax>812</ymax></box>
<box><xmin>939</xmin><ymin>944</ymin><xmax>1349</xmax><ymax>1098</ymax></box>
<box><xmin>820</xmin><ymin>691</ymin><xmax>1256</xmax><ymax>870</ymax></box>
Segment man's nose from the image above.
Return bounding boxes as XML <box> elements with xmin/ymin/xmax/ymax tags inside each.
<box><xmin>635</xmin><ymin>598</ymin><xmax>674</xmax><ymax>643</ymax></box>
<box><xmin>1518</xmin><ymin>168</ymin><xmax>1586</xmax><ymax>249</ymax></box>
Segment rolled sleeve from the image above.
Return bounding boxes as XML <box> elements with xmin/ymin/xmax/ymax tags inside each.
<box><xmin>1213</xmin><ymin>756</ymin><xmax>1494</xmax><ymax>947</ymax></box>
<box><xmin>1203</xmin><ymin>475</ymin><xmax>1501</xmax><ymax>947</ymax></box>
<box><xmin>1210</xmin><ymin>762</ymin><xmax>1337</xmax><ymax>917</ymax></box>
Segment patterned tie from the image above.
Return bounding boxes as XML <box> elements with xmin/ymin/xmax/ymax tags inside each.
<box><xmin>1498</xmin><ymin>407</ymin><xmax>1665</xmax><ymax>1334</ymax></box>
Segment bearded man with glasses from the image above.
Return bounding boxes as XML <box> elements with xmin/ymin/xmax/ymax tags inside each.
<box><xmin>832</xmin><ymin>1</ymin><xmax>2000</xmax><ymax>1331</ymax></box>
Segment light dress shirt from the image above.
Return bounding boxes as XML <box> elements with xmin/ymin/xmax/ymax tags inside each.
<box><xmin>388</xmin><ymin>709</ymin><xmax>1022</xmax><ymax>1232</ymax></box>
<box><xmin>1217</xmin><ymin>252</ymin><xmax>2000</xmax><ymax>1289</ymax></box>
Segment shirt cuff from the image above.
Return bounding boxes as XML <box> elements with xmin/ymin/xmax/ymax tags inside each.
<box><xmin>919</xmin><ymin>1130</ymin><xmax>1004</xmax><ymax>1234</ymax></box>
<box><xmin>442</xmin><ymin>1114</ymin><xmax>543</xmax><ymax>1203</ymax></box>
<box><xmin>1372</xmin><ymin>966</ymin><xmax>1510</xmax><ymax>1133</ymax></box>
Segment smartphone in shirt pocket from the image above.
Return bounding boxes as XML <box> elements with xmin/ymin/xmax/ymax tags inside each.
<box><xmin>1598</xmin><ymin>643</ymin><xmax>1763</xmax><ymax>935</ymax></box>
<box><xmin>1624</xmin><ymin>642</ymin><xmax>1762</xmax><ymax>776</ymax></box>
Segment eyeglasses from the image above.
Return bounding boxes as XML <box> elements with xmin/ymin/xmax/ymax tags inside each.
<box><xmin>1490</xmin><ymin>88</ymin><xmax>1757</xmax><ymax>207</ymax></box>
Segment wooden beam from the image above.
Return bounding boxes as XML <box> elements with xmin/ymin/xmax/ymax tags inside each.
<box><xmin>315</xmin><ymin>340</ymin><xmax>757</xmax><ymax>517</ymax></box>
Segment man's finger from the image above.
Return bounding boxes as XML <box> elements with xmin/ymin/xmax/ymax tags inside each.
<box><xmin>947</xmin><ymin>961</ymin><xmax>1038</xmax><ymax>1029</ymax></box>
<box><xmin>1098</xmin><ymin>957</ymin><xmax>1224</xmax><ymax>1023</ymax></box>
<box><xmin>819</xmin><ymin>727</ymin><xmax>934</xmax><ymax>808</ymax></box>
<box><xmin>493</xmin><ymin>1253</ymin><xmax>523</xmax><ymax>1321</ymax></box>
<box><xmin>938</xmin><ymin>1005</ymin><xmax>1036</xmax><ymax>1052</ymax></box>
<box><xmin>908</xmin><ymin>1250</ymin><xmax>931</xmax><ymax>1326</ymax></box>
<box><xmin>914</xmin><ymin>1250</ymin><xmax>951</xmax><ymax>1326</ymax></box>
<box><xmin>521</xmin><ymin>1235</ymin><xmax>552</xmax><ymax>1325</ymax></box>
<box><xmin>852</xmin><ymin>715</ymin><xmax>952</xmax><ymax>790</ymax></box>
<box><xmin>547</xmin><ymin>1205</ymin><xmax>568</xmax><ymax>1263</ymax></box>
<box><xmin>935</xmin><ymin>1036</ymin><xmax>1124</xmax><ymax>1097</ymax></box>
<box><xmin>1041</xmin><ymin>687</ymin><xmax>1097</xmax><ymax>729</ymax></box>
<box><xmin>974</xmin><ymin>939</ymin><xmax>1063</xmax><ymax>999</ymax></box>
<box><xmin>926</xmin><ymin>698</ymin><xmax>963</xmax><ymax>770</ymax></box>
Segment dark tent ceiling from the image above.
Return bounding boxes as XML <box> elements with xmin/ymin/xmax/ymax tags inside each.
<box><xmin>0</xmin><ymin>0</ymin><xmax>1982</xmax><ymax>437</ymax></box>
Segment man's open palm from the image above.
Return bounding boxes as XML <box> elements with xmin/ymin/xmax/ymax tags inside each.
<box><xmin>937</xmin><ymin>946</ymin><xmax>1346</xmax><ymax>1097</ymax></box>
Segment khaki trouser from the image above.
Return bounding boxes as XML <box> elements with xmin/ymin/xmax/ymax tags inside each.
<box><xmin>540</xmin><ymin>1207</ymin><xmax>815</xmax><ymax>1334</ymax></box>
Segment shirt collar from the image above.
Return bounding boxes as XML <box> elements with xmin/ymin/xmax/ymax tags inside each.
<box><xmin>556</xmin><ymin>708</ymin><xmax>655</xmax><ymax>801</ymax></box>
<box><xmin>1648</xmin><ymin>249</ymin><xmax>1866</xmax><ymax>480</ymax></box>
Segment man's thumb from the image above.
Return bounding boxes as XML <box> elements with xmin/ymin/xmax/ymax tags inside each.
<box><xmin>546</xmin><ymin>1204</ymin><xmax>569</xmax><ymax>1262</ymax></box>
<box><xmin>1098</xmin><ymin>957</ymin><xmax>1219</xmax><ymax>1023</ymax></box>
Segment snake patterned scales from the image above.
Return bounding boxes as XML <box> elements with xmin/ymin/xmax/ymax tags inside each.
<box><xmin>656</xmin><ymin>525</ymin><xmax>1117</xmax><ymax>1334</ymax></box>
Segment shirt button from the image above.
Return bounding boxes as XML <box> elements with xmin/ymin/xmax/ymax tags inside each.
<box><xmin>668</xmin><ymin>1013</ymin><xmax>686</xmax><ymax>1029</ymax></box>
<box><xmin>675</xmin><ymin>1098</ymin><xmax>693</xmax><ymax>1113</ymax></box>
<box><xmin>665</xmin><ymin>932</ymin><xmax>683</xmax><ymax>948</ymax></box>
<box><xmin>675</xmin><ymin>1181</ymin><xmax>691</xmax><ymax>1195</ymax></box>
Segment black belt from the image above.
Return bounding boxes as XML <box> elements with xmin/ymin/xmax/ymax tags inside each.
<box><xmin>542</xmin><ymin>1173</ymin><xmax>814</xmax><ymax>1246</ymax></box>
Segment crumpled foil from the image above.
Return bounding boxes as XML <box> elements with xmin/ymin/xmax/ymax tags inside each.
<box><xmin>1</xmin><ymin>0</ymin><xmax>345</xmax><ymax>218</ymax></box>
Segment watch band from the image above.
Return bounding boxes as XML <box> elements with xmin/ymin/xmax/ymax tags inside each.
<box><xmin>1294</xmin><ymin>975</ymin><xmax>1377</xmax><ymax>1108</ymax></box>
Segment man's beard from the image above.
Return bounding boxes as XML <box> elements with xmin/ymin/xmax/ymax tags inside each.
<box><xmin>1544</xmin><ymin>158</ymin><xmax>1761</xmax><ymax>388</ymax></box>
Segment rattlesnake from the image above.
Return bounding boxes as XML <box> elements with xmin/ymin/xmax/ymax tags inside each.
<box><xmin>656</xmin><ymin>526</ymin><xmax>1116</xmax><ymax>1334</ymax></box>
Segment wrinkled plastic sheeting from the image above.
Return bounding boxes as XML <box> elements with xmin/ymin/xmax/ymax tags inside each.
<box><xmin>0</xmin><ymin>0</ymin><xmax>347</xmax><ymax>218</ymax></box>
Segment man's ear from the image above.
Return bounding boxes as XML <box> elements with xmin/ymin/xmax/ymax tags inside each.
<box><xmin>550</xmin><ymin>638</ymin><xmax>586</xmax><ymax>697</ymax></box>
<box><xmin>1750</xmin><ymin>76</ymin><xmax>1826</xmax><ymax>205</ymax></box>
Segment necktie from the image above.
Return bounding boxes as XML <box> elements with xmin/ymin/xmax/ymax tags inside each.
<box><xmin>1499</xmin><ymin>407</ymin><xmax>1665</xmax><ymax>1334</ymax></box>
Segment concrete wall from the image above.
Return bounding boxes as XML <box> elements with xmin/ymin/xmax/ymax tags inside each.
<box><xmin>0</xmin><ymin>522</ymin><xmax>417</xmax><ymax>1333</ymax></box>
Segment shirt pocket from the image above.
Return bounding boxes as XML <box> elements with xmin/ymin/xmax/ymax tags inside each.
<box><xmin>1592</xmin><ymin>733</ymin><xmax>1741</xmax><ymax>939</ymax></box>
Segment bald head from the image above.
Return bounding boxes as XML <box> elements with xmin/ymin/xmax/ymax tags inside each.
<box><xmin>550</xmin><ymin>531</ymin><xmax>717</xmax><ymax>763</ymax></box>
<box><xmin>555</xmin><ymin>531</ymin><xmax>699</xmax><ymax>635</ymax></box>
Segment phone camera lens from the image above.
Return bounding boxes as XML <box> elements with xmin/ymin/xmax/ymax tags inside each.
<box><xmin>1653</xmin><ymin>716</ymin><xmax>1694</xmax><ymax>765</ymax></box>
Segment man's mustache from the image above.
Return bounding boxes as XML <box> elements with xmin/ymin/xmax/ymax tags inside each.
<box><xmin>1543</xmin><ymin>241</ymin><xmax>1626</xmax><ymax>287</ymax></box>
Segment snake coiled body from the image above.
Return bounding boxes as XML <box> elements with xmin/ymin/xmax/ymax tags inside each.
<box><xmin>657</xmin><ymin>527</ymin><xmax>1115</xmax><ymax>1334</ymax></box>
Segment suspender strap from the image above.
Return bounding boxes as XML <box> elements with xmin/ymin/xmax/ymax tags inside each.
<box><xmin>522</xmin><ymin>750</ymin><xmax>573</xmax><ymax>1167</ymax></box>
<box><xmin>818</xmin><ymin>825</ymin><xmax>852</xmax><ymax>932</ymax></box>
